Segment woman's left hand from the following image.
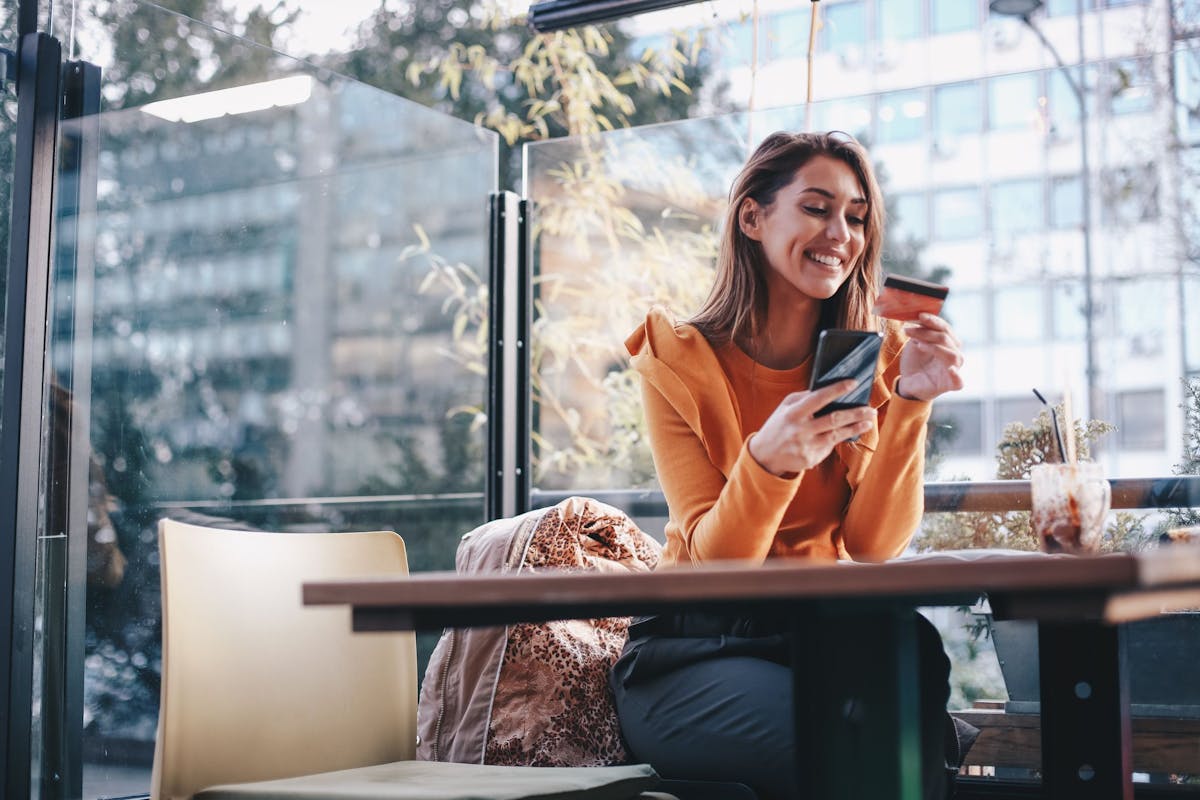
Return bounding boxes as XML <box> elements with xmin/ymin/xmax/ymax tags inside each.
<box><xmin>897</xmin><ymin>313</ymin><xmax>964</xmax><ymax>402</ymax></box>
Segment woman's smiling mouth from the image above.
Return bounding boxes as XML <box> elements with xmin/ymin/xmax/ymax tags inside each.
<box><xmin>806</xmin><ymin>250</ymin><xmax>843</xmax><ymax>268</ymax></box>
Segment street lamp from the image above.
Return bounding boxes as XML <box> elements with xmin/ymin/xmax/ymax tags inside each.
<box><xmin>989</xmin><ymin>0</ymin><xmax>1101</xmax><ymax>422</ymax></box>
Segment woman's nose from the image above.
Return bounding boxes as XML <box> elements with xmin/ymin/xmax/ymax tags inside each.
<box><xmin>826</xmin><ymin>216</ymin><xmax>851</xmax><ymax>242</ymax></box>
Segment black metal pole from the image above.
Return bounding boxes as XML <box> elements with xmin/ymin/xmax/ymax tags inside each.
<box><xmin>486</xmin><ymin>191</ymin><xmax>531</xmax><ymax>521</ymax></box>
<box><xmin>1</xmin><ymin>30</ymin><xmax>64</xmax><ymax>800</ymax></box>
<box><xmin>17</xmin><ymin>0</ymin><xmax>37</xmax><ymax>39</ymax></box>
<box><xmin>515</xmin><ymin>198</ymin><xmax>531</xmax><ymax>515</ymax></box>
<box><xmin>38</xmin><ymin>58</ymin><xmax>102</xmax><ymax>800</ymax></box>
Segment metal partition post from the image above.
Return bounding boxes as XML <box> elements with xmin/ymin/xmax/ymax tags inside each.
<box><xmin>37</xmin><ymin>59</ymin><xmax>102</xmax><ymax>800</ymax></box>
<box><xmin>792</xmin><ymin>607</ymin><xmax>922</xmax><ymax>800</ymax></box>
<box><xmin>1037</xmin><ymin>621</ymin><xmax>1132</xmax><ymax>800</ymax></box>
<box><xmin>1</xmin><ymin>31</ymin><xmax>64</xmax><ymax>800</ymax></box>
<box><xmin>486</xmin><ymin>192</ymin><xmax>531</xmax><ymax>520</ymax></box>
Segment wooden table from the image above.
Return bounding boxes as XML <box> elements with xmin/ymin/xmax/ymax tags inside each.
<box><xmin>304</xmin><ymin>546</ymin><xmax>1200</xmax><ymax>800</ymax></box>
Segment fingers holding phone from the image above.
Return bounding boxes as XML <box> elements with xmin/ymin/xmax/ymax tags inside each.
<box><xmin>749</xmin><ymin>379</ymin><xmax>878</xmax><ymax>478</ymax></box>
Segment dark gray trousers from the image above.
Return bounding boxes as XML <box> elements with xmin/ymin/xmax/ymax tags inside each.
<box><xmin>610</xmin><ymin>612</ymin><xmax>956</xmax><ymax>800</ymax></box>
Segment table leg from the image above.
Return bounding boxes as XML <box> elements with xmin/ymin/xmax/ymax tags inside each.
<box><xmin>1037</xmin><ymin>621</ymin><xmax>1133</xmax><ymax>800</ymax></box>
<box><xmin>791</xmin><ymin>608</ymin><xmax>923</xmax><ymax>800</ymax></box>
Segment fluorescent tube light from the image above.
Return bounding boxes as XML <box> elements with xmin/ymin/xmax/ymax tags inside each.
<box><xmin>141</xmin><ymin>75</ymin><xmax>314</xmax><ymax>124</ymax></box>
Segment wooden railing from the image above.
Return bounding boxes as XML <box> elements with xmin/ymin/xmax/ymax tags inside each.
<box><xmin>532</xmin><ymin>475</ymin><xmax>1200</xmax><ymax>515</ymax></box>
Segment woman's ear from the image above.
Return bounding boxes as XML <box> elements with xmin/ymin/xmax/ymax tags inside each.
<box><xmin>738</xmin><ymin>198</ymin><xmax>764</xmax><ymax>241</ymax></box>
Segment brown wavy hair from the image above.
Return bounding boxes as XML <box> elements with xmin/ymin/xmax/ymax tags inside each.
<box><xmin>689</xmin><ymin>131</ymin><xmax>886</xmax><ymax>348</ymax></box>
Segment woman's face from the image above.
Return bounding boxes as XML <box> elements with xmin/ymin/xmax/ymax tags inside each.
<box><xmin>740</xmin><ymin>155</ymin><xmax>868</xmax><ymax>304</ymax></box>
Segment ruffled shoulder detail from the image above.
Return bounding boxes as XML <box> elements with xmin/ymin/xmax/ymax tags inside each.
<box><xmin>626</xmin><ymin>307</ymin><xmax>745</xmax><ymax>474</ymax></box>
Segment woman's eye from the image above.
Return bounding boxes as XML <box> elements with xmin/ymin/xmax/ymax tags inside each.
<box><xmin>804</xmin><ymin>206</ymin><xmax>827</xmax><ymax>216</ymax></box>
<box><xmin>848</xmin><ymin>216</ymin><xmax>866</xmax><ymax>227</ymax></box>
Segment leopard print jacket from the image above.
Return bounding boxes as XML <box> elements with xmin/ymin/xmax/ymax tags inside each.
<box><xmin>415</xmin><ymin>496</ymin><xmax>661</xmax><ymax>766</ymax></box>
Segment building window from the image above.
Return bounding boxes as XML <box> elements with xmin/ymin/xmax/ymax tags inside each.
<box><xmin>878</xmin><ymin>0</ymin><xmax>922</xmax><ymax>40</ymax></box>
<box><xmin>944</xmin><ymin>290</ymin><xmax>987</xmax><ymax>345</ymax></box>
<box><xmin>1051</xmin><ymin>281</ymin><xmax>1088</xmax><ymax>341</ymax></box>
<box><xmin>813</xmin><ymin>96</ymin><xmax>873</xmax><ymax>141</ymax></box>
<box><xmin>891</xmin><ymin>192</ymin><xmax>929</xmax><ymax>243</ymax></box>
<box><xmin>996</xmin><ymin>395</ymin><xmax>1047</xmax><ymax>441</ymax></box>
<box><xmin>1050</xmin><ymin>175</ymin><xmax>1084</xmax><ymax>229</ymax></box>
<box><xmin>1115</xmin><ymin>389</ymin><xmax>1166</xmax><ymax>450</ymax></box>
<box><xmin>718</xmin><ymin>20</ymin><xmax>755</xmax><ymax>69</ymax></box>
<box><xmin>1186</xmin><ymin>275</ymin><xmax>1200</xmax><ymax>372</ymax></box>
<box><xmin>933</xmin><ymin>187</ymin><xmax>983</xmax><ymax>240</ymax></box>
<box><xmin>768</xmin><ymin>10</ymin><xmax>809</xmax><ymax>60</ymax></box>
<box><xmin>934</xmin><ymin>82</ymin><xmax>982</xmax><ymax>137</ymax></box>
<box><xmin>1101</xmin><ymin>164</ymin><xmax>1159</xmax><ymax>225</ymax></box>
<box><xmin>991</xmin><ymin>179</ymin><xmax>1044</xmax><ymax>235</ymax></box>
<box><xmin>1175</xmin><ymin>46</ymin><xmax>1200</xmax><ymax>144</ymax></box>
<box><xmin>932</xmin><ymin>0</ymin><xmax>979</xmax><ymax>33</ymax></box>
<box><xmin>989</xmin><ymin>72</ymin><xmax>1041</xmax><ymax>130</ymax></box>
<box><xmin>823</xmin><ymin>0</ymin><xmax>867</xmax><ymax>51</ymax></box>
<box><xmin>1045</xmin><ymin>67</ymin><xmax>1097</xmax><ymax>134</ymax></box>
<box><xmin>1183</xmin><ymin>148</ymin><xmax>1200</xmax><ymax>261</ymax></box>
<box><xmin>1107</xmin><ymin>57</ymin><xmax>1155</xmax><ymax>116</ymax></box>
<box><xmin>1115</xmin><ymin>279</ymin><xmax>1168</xmax><ymax>346</ymax></box>
<box><xmin>932</xmin><ymin>399</ymin><xmax>985</xmax><ymax>456</ymax></box>
<box><xmin>993</xmin><ymin>285</ymin><xmax>1046</xmax><ymax>343</ymax></box>
<box><xmin>877</xmin><ymin>88</ymin><xmax>928</xmax><ymax>143</ymax></box>
<box><xmin>1177</xmin><ymin>0</ymin><xmax>1200</xmax><ymax>36</ymax></box>
<box><xmin>1045</xmin><ymin>0</ymin><xmax>1096</xmax><ymax>14</ymax></box>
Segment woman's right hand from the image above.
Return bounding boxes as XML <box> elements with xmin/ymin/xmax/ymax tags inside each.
<box><xmin>748</xmin><ymin>379</ymin><xmax>877</xmax><ymax>477</ymax></box>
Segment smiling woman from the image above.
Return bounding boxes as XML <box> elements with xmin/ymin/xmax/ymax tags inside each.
<box><xmin>610</xmin><ymin>131</ymin><xmax>972</xmax><ymax>800</ymax></box>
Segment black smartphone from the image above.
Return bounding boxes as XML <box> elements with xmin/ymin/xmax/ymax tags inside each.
<box><xmin>809</xmin><ymin>329</ymin><xmax>884</xmax><ymax>417</ymax></box>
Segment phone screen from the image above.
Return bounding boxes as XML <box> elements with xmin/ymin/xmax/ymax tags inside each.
<box><xmin>809</xmin><ymin>330</ymin><xmax>884</xmax><ymax>417</ymax></box>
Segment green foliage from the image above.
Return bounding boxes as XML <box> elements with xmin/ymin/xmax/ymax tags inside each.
<box><xmin>1165</xmin><ymin>377</ymin><xmax>1200</xmax><ymax>529</ymax></box>
<box><xmin>329</xmin><ymin>0</ymin><xmax>713</xmax><ymax>188</ymax></box>
<box><xmin>92</xmin><ymin>0</ymin><xmax>294</xmax><ymax>110</ymax></box>
<box><xmin>919</xmin><ymin>407</ymin><xmax>1154</xmax><ymax>553</ymax></box>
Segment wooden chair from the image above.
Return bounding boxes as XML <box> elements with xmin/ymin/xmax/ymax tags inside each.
<box><xmin>152</xmin><ymin>518</ymin><xmax>671</xmax><ymax>800</ymax></box>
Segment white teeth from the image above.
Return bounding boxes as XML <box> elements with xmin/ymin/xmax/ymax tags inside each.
<box><xmin>807</xmin><ymin>251</ymin><xmax>842</xmax><ymax>267</ymax></box>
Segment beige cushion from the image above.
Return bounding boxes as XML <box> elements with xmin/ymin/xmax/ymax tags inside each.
<box><xmin>195</xmin><ymin>761</ymin><xmax>661</xmax><ymax>800</ymax></box>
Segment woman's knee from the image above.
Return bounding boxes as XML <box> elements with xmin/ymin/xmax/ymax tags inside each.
<box><xmin>614</xmin><ymin>655</ymin><xmax>798</xmax><ymax>798</ymax></box>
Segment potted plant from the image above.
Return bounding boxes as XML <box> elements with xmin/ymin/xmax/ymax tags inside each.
<box><xmin>920</xmin><ymin>392</ymin><xmax>1200</xmax><ymax>718</ymax></box>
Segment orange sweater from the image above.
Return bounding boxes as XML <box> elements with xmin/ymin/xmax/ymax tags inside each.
<box><xmin>626</xmin><ymin>307</ymin><xmax>931</xmax><ymax>567</ymax></box>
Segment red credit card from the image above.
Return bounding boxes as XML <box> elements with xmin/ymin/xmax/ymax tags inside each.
<box><xmin>872</xmin><ymin>274</ymin><xmax>949</xmax><ymax>322</ymax></box>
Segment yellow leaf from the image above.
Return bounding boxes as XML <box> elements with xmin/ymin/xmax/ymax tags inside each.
<box><xmin>670</xmin><ymin>77</ymin><xmax>692</xmax><ymax>94</ymax></box>
<box><xmin>413</xmin><ymin>223</ymin><xmax>431</xmax><ymax>251</ymax></box>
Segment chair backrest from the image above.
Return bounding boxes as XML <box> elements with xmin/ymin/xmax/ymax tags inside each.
<box><xmin>152</xmin><ymin>519</ymin><xmax>417</xmax><ymax>800</ymax></box>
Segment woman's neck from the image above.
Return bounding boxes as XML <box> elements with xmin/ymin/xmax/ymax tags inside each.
<box><xmin>740</xmin><ymin>296</ymin><xmax>822</xmax><ymax>370</ymax></box>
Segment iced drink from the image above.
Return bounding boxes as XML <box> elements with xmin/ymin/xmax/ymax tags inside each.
<box><xmin>1030</xmin><ymin>462</ymin><xmax>1111</xmax><ymax>554</ymax></box>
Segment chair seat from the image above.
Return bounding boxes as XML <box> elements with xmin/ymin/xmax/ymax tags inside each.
<box><xmin>194</xmin><ymin>761</ymin><xmax>664</xmax><ymax>800</ymax></box>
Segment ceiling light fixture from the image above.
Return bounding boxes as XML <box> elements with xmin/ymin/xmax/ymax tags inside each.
<box><xmin>528</xmin><ymin>0</ymin><xmax>702</xmax><ymax>32</ymax></box>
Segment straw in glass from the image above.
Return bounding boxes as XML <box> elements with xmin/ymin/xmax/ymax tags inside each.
<box><xmin>1033</xmin><ymin>388</ymin><xmax>1067</xmax><ymax>463</ymax></box>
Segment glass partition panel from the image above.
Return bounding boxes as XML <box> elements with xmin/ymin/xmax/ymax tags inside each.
<box><xmin>526</xmin><ymin>23</ymin><xmax>1200</xmax><ymax>784</ymax></box>
<box><xmin>38</xmin><ymin>3</ymin><xmax>497</xmax><ymax>796</ymax></box>
<box><xmin>0</xmin><ymin>0</ymin><xmax>17</xmax><ymax>434</ymax></box>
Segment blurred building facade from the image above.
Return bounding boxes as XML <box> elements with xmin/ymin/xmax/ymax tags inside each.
<box><xmin>54</xmin><ymin>78</ymin><xmax>494</xmax><ymax>508</ymax></box>
<box><xmin>631</xmin><ymin>0</ymin><xmax>1198</xmax><ymax>480</ymax></box>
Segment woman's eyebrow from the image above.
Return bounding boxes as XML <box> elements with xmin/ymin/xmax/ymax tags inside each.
<box><xmin>798</xmin><ymin>186</ymin><xmax>868</xmax><ymax>205</ymax></box>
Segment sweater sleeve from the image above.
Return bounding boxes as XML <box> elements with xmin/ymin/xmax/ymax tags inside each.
<box><xmin>641</xmin><ymin>376</ymin><xmax>800</xmax><ymax>565</ymax></box>
<box><xmin>839</xmin><ymin>362</ymin><xmax>932</xmax><ymax>562</ymax></box>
